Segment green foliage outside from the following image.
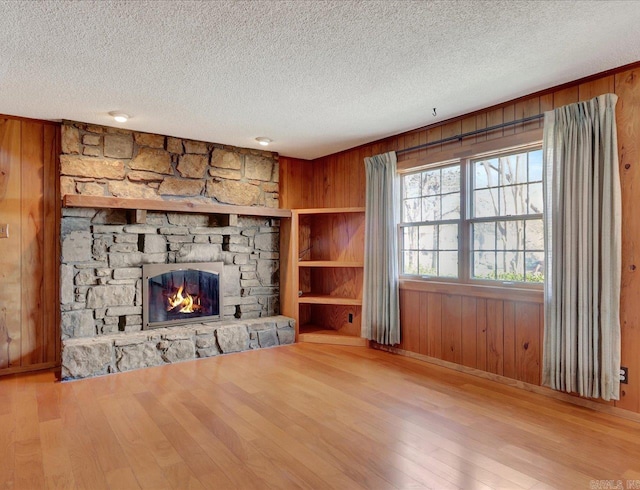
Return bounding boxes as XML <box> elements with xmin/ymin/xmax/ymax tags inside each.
<box><xmin>473</xmin><ymin>271</ymin><xmax>544</xmax><ymax>283</ymax></box>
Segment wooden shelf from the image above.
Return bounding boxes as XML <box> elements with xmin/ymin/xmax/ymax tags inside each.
<box><xmin>298</xmin><ymin>325</ymin><xmax>368</xmax><ymax>347</ymax></box>
<box><xmin>298</xmin><ymin>260</ymin><xmax>364</xmax><ymax>268</ymax></box>
<box><xmin>294</xmin><ymin>207</ymin><xmax>365</xmax><ymax>215</ymax></box>
<box><xmin>63</xmin><ymin>194</ymin><xmax>291</xmax><ymax>218</ymax></box>
<box><xmin>298</xmin><ymin>294</ymin><xmax>362</xmax><ymax>306</ymax></box>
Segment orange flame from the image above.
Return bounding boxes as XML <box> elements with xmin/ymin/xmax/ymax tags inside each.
<box><xmin>167</xmin><ymin>285</ymin><xmax>202</xmax><ymax>314</ymax></box>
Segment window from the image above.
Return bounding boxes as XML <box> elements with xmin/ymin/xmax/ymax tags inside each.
<box><xmin>399</xmin><ymin>145</ymin><xmax>543</xmax><ymax>285</ymax></box>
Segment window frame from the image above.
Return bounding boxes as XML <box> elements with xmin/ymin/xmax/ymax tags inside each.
<box><xmin>398</xmin><ymin>142</ymin><xmax>543</xmax><ymax>290</ymax></box>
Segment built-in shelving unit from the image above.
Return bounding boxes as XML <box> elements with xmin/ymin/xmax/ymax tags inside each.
<box><xmin>281</xmin><ymin>207</ymin><xmax>367</xmax><ymax>346</ymax></box>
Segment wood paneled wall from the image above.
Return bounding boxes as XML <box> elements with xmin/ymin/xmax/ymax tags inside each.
<box><xmin>0</xmin><ymin>116</ymin><xmax>60</xmax><ymax>375</ymax></box>
<box><xmin>399</xmin><ymin>287</ymin><xmax>543</xmax><ymax>385</ymax></box>
<box><xmin>280</xmin><ymin>63</ymin><xmax>640</xmax><ymax>414</ymax></box>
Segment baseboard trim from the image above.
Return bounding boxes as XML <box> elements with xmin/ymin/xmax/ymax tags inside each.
<box><xmin>0</xmin><ymin>362</ymin><xmax>59</xmax><ymax>378</ymax></box>
<box><xmin>372</xmin><ymin>344</ymin><xmax>640</xmax><ymax>424</ymax></box>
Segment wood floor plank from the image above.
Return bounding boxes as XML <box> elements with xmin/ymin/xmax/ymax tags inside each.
<box><xmin>2</xmin><ymin>344</ymin><xmax>640</xmax><ymax>489</ymax></box>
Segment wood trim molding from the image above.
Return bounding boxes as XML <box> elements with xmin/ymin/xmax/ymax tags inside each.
<box><xmin>400</xmin><ymin>278</ymin><xmax>543</xmax><ymax>303</ymax></box>
<box><xmin>63</xmin><ymin>194</ymin><xmax>292</xmax><ymax>218</ymax></box>
<box><xmin>0</xmin><ymin>362</ymin><xmax>58</xmax><ymax>378</ymax></box>
<box><xmin>372</xmin><ymin>344</ymin><xmax>640</xmax><ymax>424</ymax></box>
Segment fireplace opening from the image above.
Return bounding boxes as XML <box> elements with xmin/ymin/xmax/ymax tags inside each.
<box><xmin>142</xmin><ymin>262</ymin><xmax>224</xmax><ymax>329</ymax></box>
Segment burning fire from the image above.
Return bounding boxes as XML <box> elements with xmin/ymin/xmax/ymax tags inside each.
<box><xmin>167</xmin><ymin>285</ymin><xmax>201</xmax><ymax>314</ymax></box>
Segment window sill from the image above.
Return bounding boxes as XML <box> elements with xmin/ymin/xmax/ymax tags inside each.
<box><xmin>399</xmin><ymin>278</ymin><xmax>543</xmax><ymax>303</ymax></box>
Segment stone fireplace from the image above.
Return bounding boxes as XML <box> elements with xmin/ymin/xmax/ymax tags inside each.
<box><xmin>59</xmin><ymin>122</ymin><xmax>295</xmax><ymax>380</ymax></box>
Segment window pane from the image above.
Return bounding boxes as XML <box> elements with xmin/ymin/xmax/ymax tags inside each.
<box><xmin>496</xmin><ymin>251</ymin><xmax>525</xmax><ymax>281</ymax></box>
<box><xmin>529</xmin><ymin>149</ymin><xmax>543</xmax><ymax>182</ymax></box>
<box><xmin>525</xmin><ymin>251</ymin><xmax>545</xmax><ymax>282</ymax></box>
<box><xmin>419</xmin><ymin>251</ymin><xmax>437</xmax><ymax>276</ymax></box>
<box><xmin>501</xmin><ymin>184</ymin><xmax>527</xmax><ymax>216</ymax></box>
<box><xmin>439</xmin><ymin>251</ymin><xmax>458</xmax><ymax>278</ymax></box>
<box><xmin>439</xmin><ymin>224</ymin><xmax>458</xmax><ymax>250</ymax></box>
<box><xmin>421</xmin><ymin>169</ymin><xmax>441</xmax><ymax>195</ymax></box>
<box><xmin>403</xmin><ymin>173</ymin><xmax>421</xmax><ymax>198</ymax></box>
<box><xmin>421</xmin><ymin>196</ymin><xmax>440</xmax><ymax>221</ymax></box>
<box><xmin>403</xmin><ymin>198</ymin><xmax>421</xmax><ymax>222</ymax></box>
<box><xmin>475</xmin><ymin>159</ymin><xmax>499</xmax><ymax>189</ymax></box>
<box><xmin>441</xmin><ymin>192</ymin><xmax>460</xmax><ymax>220</ymax></box>
<box><xmin>500</xmin><ymin>153</ymin><xmax>528</xmax><ymax>185</ymax></box>
<box><xmin>496</xmin><ymin>220</ymin><xmax>524</xmax><ymax>251</ymax></box>
<box><xmin>418</xmin><ymin>225</ymin><xmax>437</xmax><ymax>250</ymax></box>
<box><xmin>473</xmin><ymin>222</ymin><xmax>495</xmax><ymax>251</ymax></box>
<box><xmin>473</xmin><ymin>251</ymin><xmax>495</xmax><ymax>279</ymax></box>
<box><xmin>525</xmin><ymin>219</ymin><xmax>544</xmax><ymax>250</ymax></box>
<box><xmin>403</xmin><ymin>251</ymin><xmax>418</xmax><ymax>275</ymax></box>
<box><xmin>441</xmin><ymin>166</ymin><xmax>460</xmax><ymax>193</ymax></box>
<box><xmin>474</xmin><ymin>188</ymin><xmax>500</xmax><ymax>218</ymax></box>
<box><xmin>528</xmin><ymin>182</ymin><xmax>543</xmax><ymax>214</ymax></box>
<box><xmin>403</xmin><ymin>226</ymin><xmax>419</xmax><ymax>250</ymax></box>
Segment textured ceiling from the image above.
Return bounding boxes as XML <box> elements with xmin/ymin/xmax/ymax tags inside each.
<box><xmin>1</xmin><ymin>1</ymin><xmax>640</xmax><ymax>159</ymax></box>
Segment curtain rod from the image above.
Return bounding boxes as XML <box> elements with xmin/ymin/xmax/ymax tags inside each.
<box><xmin>396</xmin><ymin>113</ymin><xmax>544</xmax><ymax>155</ymax></box>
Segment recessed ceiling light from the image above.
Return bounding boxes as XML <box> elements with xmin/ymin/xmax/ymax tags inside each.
<box><xmin>255</xmin><ymin>137</ymin><xmax>272</xmax><ymax>146</ymax></box>
<box><xmin>109</xmin><ymin>111</ymin><xmax>130</xmax><ymax>123</ymax></box>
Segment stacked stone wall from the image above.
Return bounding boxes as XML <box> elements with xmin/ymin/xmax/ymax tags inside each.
<box><xmin>60</xmin><ymin>121</ymin><xmax>279</xmax><ymax>207</ymax></box>
<box><xmin>61</xmin><ymin>208</ymin><xmax>280</xmax><ymax>340</ymax></box>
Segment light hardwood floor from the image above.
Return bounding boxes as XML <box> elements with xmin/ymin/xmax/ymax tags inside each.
<box><xmin>1</xmin><ymin>343</ymin><xmax>639</xmax><ymax>489</ymax></box>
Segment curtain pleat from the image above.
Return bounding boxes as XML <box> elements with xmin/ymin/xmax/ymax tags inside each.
<box><xmin>362</xmin><ymin>152</ymin><xmax>400</xmax><ymax>345</ymax></box>
<box><xmin>542</xmin><ymin>94</ymin><xmax>621</xmax><ymax>401</ymax></box>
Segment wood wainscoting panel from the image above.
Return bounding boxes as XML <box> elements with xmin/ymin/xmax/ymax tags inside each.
<box><xmin>21</xmin><ymin>121</ymin><xmax>45</xmax><ymax>366</ymax></box>
<box><xmin>0</xmin><ymin>118</ymin><xmax>22</xmax><ymax>369</ymax></box>
<box><xmin>0</xmin><ymin>116</ymin><xmax>59</xmax><ymax>375</ymax></box>
<box><xmin>615</xmin><ymin>68</ymin><xmax>640</xmax><ymax>413</ymax></box>
<box><xmin>399</xmin><ymin>285</ymin><xmax>543</xmax><ymax>386</ymax></box>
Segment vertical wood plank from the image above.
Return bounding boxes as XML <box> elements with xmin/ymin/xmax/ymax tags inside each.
<box><xmin>440</xmin><ymin>121</ymin><xmax>462</xmax><ymax>153</ymax></box>
<box><xmin>334</xmin><ymin>153</ymin><xmax>347</xmax><ymax>208</ymax></box>
<box><xmin>417</xmin><ymin>129</ymin><xmax>428</xmax><ymax>161</ymax></box>
<box><xmin>427</xmin><ymin>293</ymin><xmax>442</xmax><ymax>358</ymax></box>
<box><xmin>461</xmin><ymin>296</ymin><xmax>477</xmax><ymax>368</ymax></box>
<box><xmin>418</xmin><ymin>292</ymin><xmax>428</xmax><ymax>356</ymax></box>
<box><xmin>615</xmin><ymin>68</ymin><xmax>640</xmax><ymax>412</ymax></box>
<box><xmin>539</xmin><ymin>93</ymin><xmax>554</xmax><ymax>118</ymax></box>
<box><xmin>426</xmin><ymin>127</ymin><xmax>442</xmax><ymax>156</ymax></box>
<box><xmin>515</xmin><ymin>97</ymin><xmax>540</xmax><ymax>133</ymax></box>
<box><xmin>460</xmin><ymin>116</ymin><xmax>476</xmax><ymax>146</ymax></box>
<box><xmin>400</xmin><ymin>290</ymin><xmax>420</xmax><ymax>354</ymax></box>
<box><xmin>485</xmin><ymin>108</ymin><xmax>504</xmax><ymax>140</ymax></box>
<box><xmin>502</xmin><ymin>104</ymin><xmax>515</xmax><ymax>136</ymax></box>
<box><xmin>0</xmin><ymin>118</ymin><xmax>22</xmax><ymax>368</ymax></box>
<box><xmin>578</xmin><ymin>76</ymin><xmax>614</xmax><ymax>102</ymax></box>
<box><xmin>353</xmin><ymin>148</ymin><xmax>366</xmax><ymax>208</ymax></box>
<box><xmin>43</xmin><ymin>124</ymin><xmax>59</xmax><ymax>364</ymax></box>
<box><xmin>441</xmin><ymin>294</ymin><xmax>462</xmax><ymax>364</ymax></box>
<box><xmin>475</xmin><ymin>112</ymin><xmax>487</xmax><ymax>143</ymax></box>
<box><xmin>503</xmin><ymin>301</ymin><xmax>516</xmax><ymax>379</ymax></box>
<box><xmin>21</xmin><ymin>121</ymin><xmax>45</xmax><ymax>366</ymax></box>
<box><xmin>514</xmin><ymin>302</ymin><xmax>541</xmax><ymax>385</ymax></box>
<box><xmin>486</xmin><ymin>299</ymin><xmax>504</xmax><ymax>375</ymax></box>
<box><xmin>552</xmin><ymin>86</ymin><xmax>579</xmax><ymax>109</ymax></box>
<box><xmin>476</xmin><ymin>298</ymin><xmax>487</xmax><ymax>372</ymax></box>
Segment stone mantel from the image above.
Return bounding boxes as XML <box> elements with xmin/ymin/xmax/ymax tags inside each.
<box><xmin>63</xmin><ymin>194</ymin><xmax>292</xmax><ymax>219</ymax></box>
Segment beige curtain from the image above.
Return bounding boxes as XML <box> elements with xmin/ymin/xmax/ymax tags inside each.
<box><xmin>542</xmin><ymin>94</ymin><xmax>621</xmax><ymax>401</ymax></box>
<box><xmin>362</xmin><ymin>152</ymin><xmax>400</xmax><ymax>345</ymax></box>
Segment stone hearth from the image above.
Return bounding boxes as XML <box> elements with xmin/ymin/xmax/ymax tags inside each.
<box><xmin>62</xmin><ymin>315</ymin><xmax>295</xmax><ymax>380</ymax></box>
